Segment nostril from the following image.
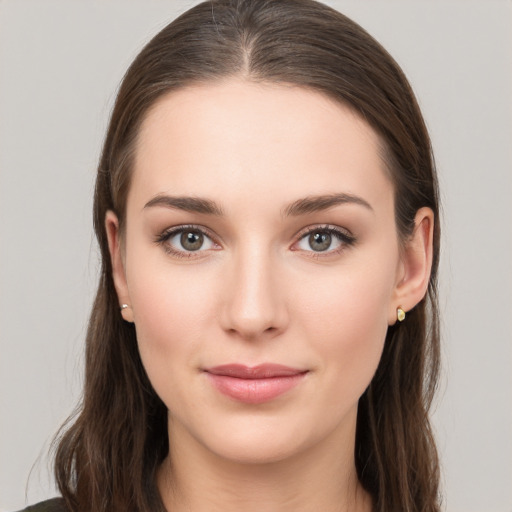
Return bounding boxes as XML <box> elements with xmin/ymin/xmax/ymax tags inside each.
<box><xmin>225</xmin><ymin>322</ymin><xmax>281</xmax><ymax>341</ymax></box>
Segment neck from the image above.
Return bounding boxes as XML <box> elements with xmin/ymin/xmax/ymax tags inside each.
<box><xmin>158</xmin><ymin>416</ymin><xmax>372</xmax><ymax>512</ymax></box>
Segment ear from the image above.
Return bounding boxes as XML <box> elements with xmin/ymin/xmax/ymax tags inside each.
<box><xmin>105</xmin><ymin>210</ymin><xmax>134</xmax><ymax>323</ymax></box>
<box><xmin>389</xmin><ymin>207</ymin><xmax>434</xmax><ymax>325</ymax></box>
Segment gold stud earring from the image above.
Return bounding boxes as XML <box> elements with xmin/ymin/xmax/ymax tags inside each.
<box><xmin>397</xmin><ymin>307</ymin><xmax>406</xmax><ymax>322</ymax></box>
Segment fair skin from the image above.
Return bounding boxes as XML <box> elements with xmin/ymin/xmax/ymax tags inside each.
<box><xmin>106</xmin><ymin>79</ymin><xmax>433</xmax><ymax>512</ymax></box>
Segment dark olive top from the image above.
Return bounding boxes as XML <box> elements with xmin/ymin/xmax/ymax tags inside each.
<box><xmin>15</xmin><ymin>498</ymin><xmax>67</xmax><ymax>512</ymax></box>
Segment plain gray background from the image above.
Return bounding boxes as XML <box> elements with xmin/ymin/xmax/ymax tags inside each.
<box><xmin>1</xmin><ymin>1</ymin><xmax>511</xmax><ymax>511</ymax></box>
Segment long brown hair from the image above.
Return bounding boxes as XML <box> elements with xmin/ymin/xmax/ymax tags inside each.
<box><xmin>54</xmin><ymin>1</ymin><xmax>441</xmax><ymax>510</ymax></box>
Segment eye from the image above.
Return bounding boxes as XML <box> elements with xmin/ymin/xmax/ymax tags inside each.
<box><xmin>156</xmin><ymin>225</ymin><xmax>218</xmax><ymax>257</ymax></box>
<box><xmin>295</xmin><ymin>226</ymin><xmax>355</xmax><ymax>254</ymax></box>
<box><xmin>172</xmin><ymin>230</ymin><xmax>210</xmax><ymax>251</ymax></box>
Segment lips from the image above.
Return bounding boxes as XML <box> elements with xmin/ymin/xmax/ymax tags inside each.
<box><xmin>204</xmin><ymin>364</ymin><xmax>308</xmax><ymax>404</ymax></box>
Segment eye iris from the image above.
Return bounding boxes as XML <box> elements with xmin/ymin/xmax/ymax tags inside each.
<box><xmin>181</xmin><ymin>231</ymin><xmax>203</xmax><ymax>251</ymax></box>
<box><xmin>309</xmin><ymin>232</ymin><xmax>331</xmax><ymax>251</ymax></box>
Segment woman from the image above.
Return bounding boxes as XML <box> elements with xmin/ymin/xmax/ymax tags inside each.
<box><xmin>20</xmin><ymin>0</ymin><xmax>441</xmax><ymax>510</ymax></box>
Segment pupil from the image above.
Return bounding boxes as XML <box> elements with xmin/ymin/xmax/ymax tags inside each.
<box><xmin>181</xmin><ymin>231</ymin><xmax>203</xmax><ymax>251</ymax></box>
<box><xmin>309</xmin><ymin>232</ymin><xmax>331</xmax><ymax>251</ymax></box>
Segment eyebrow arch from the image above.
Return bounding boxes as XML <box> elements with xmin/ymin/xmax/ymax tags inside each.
<box><xmin>283</xmin><ymin>193</ymin><xmax>373</xmax><ymax>217</ymax></box>
<box><xmin>143</xmin><ymin>195</ymin><xmax>224</xmax><ymax>216</ymax></box>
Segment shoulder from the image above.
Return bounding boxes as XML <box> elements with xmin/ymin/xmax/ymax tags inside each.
<box><xmin>15</xmin><ymin>498</ymin><xmax>68</xmax><ymax>512</ymax></box>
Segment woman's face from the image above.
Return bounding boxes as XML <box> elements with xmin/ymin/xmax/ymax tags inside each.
<box><xmin>108</xmin><ymin>80</ymin><xmax>422</xmax><ymax>464</ymax></box>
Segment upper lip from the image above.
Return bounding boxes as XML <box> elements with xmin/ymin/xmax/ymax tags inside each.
<box><xmin>205</xmin><ymin>364</ymin><xmax>307</xmax><ymax>379</ymax></box>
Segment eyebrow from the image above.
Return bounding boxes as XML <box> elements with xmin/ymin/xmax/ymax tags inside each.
<box><xmin>283</xmin><ymin>193</ymin><xmax>373</xmax><ymax>217</ymax></box>
<box><xmin>143</xmin><ymin>192</ymin><xmax>373</xmax><ymax>217</ymax></box>
<box><xmin>143</xmin><ymin>195</ymin><xmax>224</xmax><ymax>215</ymax></box>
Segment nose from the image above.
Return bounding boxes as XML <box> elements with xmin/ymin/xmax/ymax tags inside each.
<box><xmin>219</xmin><ymin>245</ymin><xmax>289</xmax><ymax>341</ymax></box>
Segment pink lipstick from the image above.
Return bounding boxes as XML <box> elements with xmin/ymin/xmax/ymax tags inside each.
<box><xmin>204</xmin><ymin>364</ymin><xmax>308</xmax><ymax>404</ymax></box>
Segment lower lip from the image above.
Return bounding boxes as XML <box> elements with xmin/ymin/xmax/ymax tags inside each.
<box><xmin>206</xmin><ymin>373</ymin><xmax>307</xmax><ymax>404</ymax></box>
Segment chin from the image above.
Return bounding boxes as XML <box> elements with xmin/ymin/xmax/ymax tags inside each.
<box><xmin>186</xmin><ymin>410</ymin><xmax>338</xmax><ymax>467</ymax></box>
<box><xmin>209</xmin><ymin>432</ymin><xmax>308</xmax><ymax>465</ymax></box>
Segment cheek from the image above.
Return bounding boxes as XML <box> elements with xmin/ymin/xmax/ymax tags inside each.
<box><xmin>292</xmin><ymin>262</ymin><xmax>395</xmax><ymax>397</ymax></box>
<box><xmin>126</xmin><ymin>256</ymin><xmax>218</xmax><ymax>387</ymax></box>
<box><xmin>296</xmin><ymin>259</ymin><xmax>394</xmax><ymax>336</ymax></box>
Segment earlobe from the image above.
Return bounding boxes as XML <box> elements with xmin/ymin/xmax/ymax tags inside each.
<box><xmin>389</xmin><ymin>207</ymin><xmax>434</xmax><ymax>325</ymax></box>
<box><xmin>105</xmin><ymin>211</ymin><xmax>134</xmax><ymax>323</ymax></box>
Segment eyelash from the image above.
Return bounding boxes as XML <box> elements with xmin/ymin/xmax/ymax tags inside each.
<box><xmin>293</xmin><ymin>225</ymin><xmax>356</xmax><ymax>257</ymax></box>
<box><xmin>155</xmin><ymin>224</ymin><xmax>356</xmax><ymax>259</ymax></box>
<box><xmin>155</xmin><ymin>224</ymin><xmax>220</xmax><ymax>259</ymax></box>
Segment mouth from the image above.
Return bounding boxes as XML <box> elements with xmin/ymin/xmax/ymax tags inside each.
<box><xmin>204</xmin><ymin>364</ymin><xmax>309</xmax><ymax>404</ymax></box>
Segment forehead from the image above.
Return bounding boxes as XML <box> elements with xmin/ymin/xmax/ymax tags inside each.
<box><xmin>130</xmin><ymin>79</ymin><xmax>392</xmax><ymax>212</ymax></box>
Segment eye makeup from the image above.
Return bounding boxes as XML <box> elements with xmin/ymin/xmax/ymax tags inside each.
<box><xmin>292</xmin><ymin>224</ymin><xmax>356</xmax><ymax>258</ymax></box>
<box><xmin>154</xmin><ymin>224</ymin><xmax>221</xmax><ymax>259</ymax></box>
<box><xmin>154</xmin><ymin>222</ymin><xmax>356</xmax><ymax>261</ymax></box>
